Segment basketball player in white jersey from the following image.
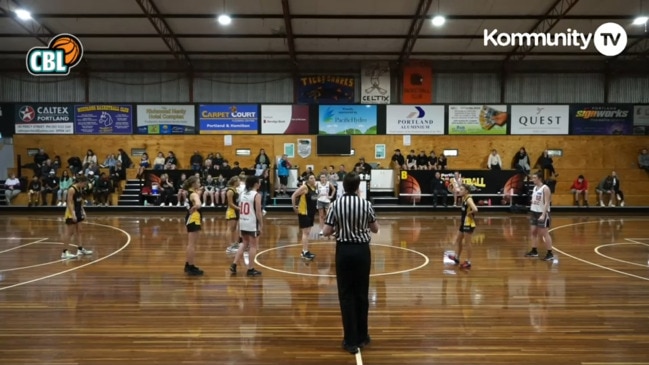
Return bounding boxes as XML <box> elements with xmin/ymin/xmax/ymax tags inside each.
<box><xmin>525</xmin><ymin>171</ymin><xmax>554</xmax><ymax>261</ymax></box>
<box><xmin>316</xmin><ymin>173</ymin><xmax>336</xmax><ymax>236</ymax></box>
<box><xmin>231</xmin><ymin>175</ymin><xmax>263</xmax><ymax>276</ymax></box>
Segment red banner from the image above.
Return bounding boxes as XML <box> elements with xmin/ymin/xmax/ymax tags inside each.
<box><xmin>402</xmin><ymin>61</ymin><xmax>433</xmax><ymax>104</ymax></box>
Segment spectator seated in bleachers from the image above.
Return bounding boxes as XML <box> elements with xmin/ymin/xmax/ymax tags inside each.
<box><xmin>611</xmin><ymin>171</ymin><xmax>625</xmax><ymax>207</ymax></box>
<box><xmin>430</xmin><ymin>171</ymin><xmax>448</xmax><ymax>207</ymax></box>
<box><xmin>159</xmin><ymin>173</ymin><xmax>176</xmax><ymax>206</ymax></box>
<box><xmin>390</xmin><ymin>149</ymin><xmax>406</xmax><ymax>170</ymax></box>
<box><xmin>136</xmin><ymin>153</ymin><xmax>150</xmax><ymax>179</ymax></box>
<box><xmin>153</xmin><ymin>152</ymin><xmax>166</xmax><ymax>170</ymax></box>
<box><xmin>436</xmin><ymin>154</ymin><xmax>448</xmax><ymax>171</ymax></box>
<box><xmin>190</xmin><ymin>151</ymin><xmax>203</xmax><ymax>172</ymax></box>
<box><xmin>639</xmin><ymin>148</ymin><xmax>649</xmax><ymax>172</ymax></box>
<box><xmin>4</xmin><ymin>173</ymin><xmax>21</xmax><ymax>205</ymax></box>
<box><xmin>83</xmin><ymin>149</ymin><xmax>98</xmax><ymax>170</ymax></box>
<box><xmin>416</xmin><ymin>150</ymin><xmax>429</xmax><ymax>170</ymax></box>
<box><xmin>536</xmin><ymin>150</ymin><xmax>558</xmax><ymax>179</ymax></box>
<box><xmin>596</xmin><ymin>175</ymin><xmax>615</xmax><ymax>207</ymax></box>
<box><xmin>94</xmin><ymin>172</ymin><xmax>113</xmax><ymax>206</ymax></box>
<box><xmin>101</xmin><ymin>153</ymin><xmax>117</xmax><ymax>169</ymax></box>
<box><xmin>164</xmin><ymin>151</ymin><xmax>178</xmax><ymax>170</ymax></box>
<box><xmin>487</xmin><ymin>149</ymin><xmax>503</xmax><ymax>170</ymax></box>
<box><xmin>202</xmin><ymin>174</ymin><xmax>217</xmax><ymax>207</ymax></box>
<box><xmin>67</xmin><ymin>155</ymin><xmax>82</xmax><ymax>175</ymax></box>
<box><xmin>27</xmin><ymin>175</ymin><xmax>42</xmax><ymax>207</ymax></box>
<box><xmin>406</xmin><ymin>149</ymin><xmax>416</xmax><ymax>170</ymax></box>
<box><xmin>117</xmin><ymin>148</ymin><xmax>133</xmax><ymax>169</ymax></box>
<box><xmin>110</xmin><ymin>161</ymin><xmax>127</xmax><ymax>194</ymax></box>
<box><xmin>513</xmin><ymin>147</ymin><xmax>531</xmax><ymax>175</ymax></box>
<box><xmin>41</xmin><ymin>169</ymin><xmax>60</xmax><ymax>206</ymax></box>
<box><xmin>570</xmin><ymin>174</ymin><xmax>589</xmax><ymax>207</ymax></box>
<box><xmin>427</xmin><ymin>151</ymin><xmax>438</xmax><ymax>170</ymax></box>
<box><xmin>176</xmin><ymin>173</ymin><xmax>189</xmax><ymax>207</ymax></box>
<box><xmin>57</xmin><ymin>170</ymin><xmax>73</xmax><ymax>206</ymax></box>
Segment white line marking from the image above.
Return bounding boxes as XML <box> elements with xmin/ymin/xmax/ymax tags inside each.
<box><xmin>253</xmin><ymin>242</ymin><xmax>430</xmax><ymax>278</ymax></box>
<box><xmin>0</xmin><ymin>238</ymin><xmax>48</xmax><ymax>240</ymax></box>
<box><xmin>0</xmin><ymin>221</ymin><xmax>132</xmax><ymax>291</ymax></box>
<box><xmin>0</xmin><ymin>238</ymin><xmax>49</xmax><ymax>254</ymax></box>
<box><xmin>594</xmin><ymin>242</ymin><xmax>649</xmax><ymax>268</ymax></box>
<box><xmin>550</xmin><ymin>219</ymin><xmax>649</xmax><ymax>282</ymax></box>
<box><xmin>355</xmin><ymin>348</ymin><xmax>363</xmax><ymax>365</ymax></box>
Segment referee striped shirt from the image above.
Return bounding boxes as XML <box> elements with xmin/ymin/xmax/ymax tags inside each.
<box><xmin>325</xmin><ymin>194</ymin><xmax>376</xmax><ymax>243</ymax></box>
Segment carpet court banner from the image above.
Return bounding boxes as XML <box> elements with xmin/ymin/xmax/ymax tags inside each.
<box><xmin>136</xmin><ymin>104</ymin><xmax>195</xmax><ymax>134</ymax></box>
<box><xmin>510</xmin><ymin>105</ymin><xmax>569</xmax><ymax>135</ymax></box>
<box><xmin>318</xmin><ymin>105</ymin><xmax>377</xmax><ymax>135</ymax></box>
<box><xmin>385</xmin><ymin>105</ymin><xmax>445</xmax><ymax>135</ymax></box>
<box><xmin>448</xmin><ymin>105</ymin><xmax>508</xmax><ymax>135</ymax></box>
<box><xmin>361</xmin><ymin>62</ymin><xmax>391</xmax><ymax>104</ymax></box>
<box><xmin>402</xmin><ymin>61</ymin><xmax>433</xmax><ymax>104</ymax></box>
<box><xmin>399</xmin><ymin>169</ymin><xmax>519</xmax><ymax>204</ymax></box>
<box><xmin>15</xmin><ymin>103</ymin><xmax>74</xmax><ymax>134</ymax></box>
<box><xmin>260</xmin><ymin>105</ymin><xmax>309</xmax><ymax>134</ymax></box>
<box><xmin>199</xmin><ymin>104</ymin><xmax>258</xmax><ymax>134</ymax></box>
<box><xmin>296</xmin><ymin>75</ymin><xmax>355</xmax><ymax>104</ymax></box>
<box><xmin>570</xmin><ymin>104</ymin><xmax>634</xmax><ymax>135</ymax></box>
<box><xmin>74</xmin><ymin>104</ymin><xmax>133</xmax><ymax>134</ymax></box>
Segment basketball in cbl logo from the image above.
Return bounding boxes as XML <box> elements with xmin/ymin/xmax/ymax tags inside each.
<box><xmin>26</xmin><ymin>34</ymin><xmax>83</xmax><ymax>76</ymax></box>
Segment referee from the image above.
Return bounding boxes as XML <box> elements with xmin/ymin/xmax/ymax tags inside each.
<box><xmin>323</xmin><ymin>172</ymin><xmax>379</xmax><ymax>355</ymax></box>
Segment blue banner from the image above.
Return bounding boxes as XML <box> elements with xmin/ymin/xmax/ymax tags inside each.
<box><xmin>297</xmin><ymin>75</ymin><xmax>355</xmax><ymax>104</ymax></box>
<box><xmin>318</xmin><ymin>105</ymin><xmax>377</xmax><ymax>135</ymax></box>
<box><xmin>570</xmin><ymin>104</ymin><xmax>634</xmax><ymax>135</ymax></box>
<box><xmin>198</xmin><ymin>104</ymin><xmax>258</xmax><ymax>134</ymax></box>
<box><xmin>74</xmin><ymin>104</ymin><xmax>133</xmax><ymax>134</ymax></box>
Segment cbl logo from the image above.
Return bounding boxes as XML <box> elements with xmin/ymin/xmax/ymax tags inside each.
<box><xmin>26</xmin><ymin>33</ymin><xmax>83</xmax><ymax>76</ymax></box>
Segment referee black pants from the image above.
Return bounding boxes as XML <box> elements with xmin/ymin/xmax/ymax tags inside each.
<box><xmin>335</xmin><ymin>242</ymin><xmax>371</xmax><ymax>346</ymax></box>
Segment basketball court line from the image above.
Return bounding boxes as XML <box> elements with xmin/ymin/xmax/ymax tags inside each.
<box><xmin>0</xmin><ymin>238</ymin><xmax>49</xmax><ymax>254</ymax></box>
<box><xmin>550</xmin><ymin>218</ymin><xmax>649</xmax><ymax>282</ymax></box>
<box><xmin>356</xmin><ymin>348</ymin><xmax>363</xmax><ymax>365</ymax></box>
<box><xmin>594</xmin><ymin>242</ymin><xmax>649</xmax><ymax>268</ymax></box>
<box><xmin>254</xmin><ymin>242</ymin><xmax>430</xmax><ymax>278</ymax></box>
<box><xmin>0</xmin><ymin>220</ymin><xmax>132</xmax><ymax>291</ymax></box>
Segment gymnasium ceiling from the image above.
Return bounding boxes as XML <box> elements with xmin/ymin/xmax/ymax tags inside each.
<box><xmin>0</xmin><ymin>0</ymin><xmax>648</xmax><ymax>71</ymax></box>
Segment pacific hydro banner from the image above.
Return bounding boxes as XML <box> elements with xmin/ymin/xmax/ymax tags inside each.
<box><xmin>199</xmin><ymin>104</ymin><xmax>258</xmax><ymax>134</ymax></box>
<box><xmin>510</xmin><ymin>105</ymin><xmax>569</xmax><ymax>135</ymax></box>
<box><xmin>260</xmin><ymin>105</ymin><xmax>309</xmax><ymax>134</ymax></box>
<box><xmin>448</xmin><ymin>105</ymin><xmax>508</xmax><ymax>135</ymax></box>
<box><xmin>136</xmin><ymin>105</ymin><xmax>195</xmax><ymax>134</ymax></box>
<box><xmin>15</xmin><ymin>103</ymin><xmax>74</xmax><ymax>134</ymax></box>
<box><xmin>386</xmin><ymin>105</ymin><xmax>444</xmax><ymax>135</ymax></box>
<box><xmin>74</xmin><ymin>105</ymin><xmax>133</xmax><ymax>134</ymax></box>
<box><xmin>318</xmin><ymin>105</ymin><xmax>377</xmax><ymax>135</ymax></box>
<box><xmin>570</xmin><ymin>104</ymin><xmax>634</xmax><ymax>135</ymax></box>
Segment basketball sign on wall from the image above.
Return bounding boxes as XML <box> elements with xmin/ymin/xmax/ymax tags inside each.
<box><xmin>26</xmin><ymin>34</ymin><xmax>84</xmax><ymax>76</ymax></box>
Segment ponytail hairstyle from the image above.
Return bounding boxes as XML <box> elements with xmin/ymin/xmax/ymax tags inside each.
<box><xmin>183</xmin><ymin>175</ymin><xmax>199</xmax><ymax>191</ymax></box>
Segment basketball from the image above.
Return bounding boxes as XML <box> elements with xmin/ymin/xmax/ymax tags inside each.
<box><xmin>50</xmin><ymin>35</ymin><xmax>82</xmax><ymax>66</ymax></box>
<box><xmin>400</xmin><ymin>175</ymin><xmax>421</xmax><ymax>203</ymax></box>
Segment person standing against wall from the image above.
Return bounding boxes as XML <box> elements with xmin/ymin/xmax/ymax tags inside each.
<box><xmin>323</xmin><ymin>172</ymin><xmax>379</xmax><ymax>355</ymax></box>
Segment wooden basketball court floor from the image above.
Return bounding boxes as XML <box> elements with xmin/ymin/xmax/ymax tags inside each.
<box><xmin>0</xmin><ymin>211</ymin><xmax>648</xmax><ymax>365</ymax></box>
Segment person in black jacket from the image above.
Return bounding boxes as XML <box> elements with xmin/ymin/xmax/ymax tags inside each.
<box><xmin>431</xmin><ymin>171</ymin><xmax>448</xmax><ymax>207</ymax></box>
<box><xmin>33</xmin><ymin>148</ymin><xmax>49</xmax><ymax>177</ymax></box>
<box><xmin>190</xmin><ymin>151</ymin><xmax>203</xmax><ymax>172</ymax></box>
<box><xmin>118</xmin><ymin>148</ymin><xmax>133</xmax><ymax>169</ymax></box>
<box><xmin>536</xmin><ymin>150</ymin><xmax>558</xmax><ymax>178</ymax></box>
<box><xmin>255</xmin><ymin>149</ymin><xmax>271</xmax><ymax>168</ymax></box>
<box><xmin>390</xmin><ymin>149</ymin><xmax>405</xmax><ymax>170</ymax></box>
<box><xmin>259</xmin><ymin>168</ymin><xmax>271</xmax><ymax>215</ymax></box>
<box><xmin>68</xmin><ymin>156</ymin><xmax>82</xmax><ymax>175</ymax></box>
<box><xmin>110</xmin><ymin>161</ymin><xmax>127</xmax><ymax>193</ymax></box>
<box><xmin>27</xmin><ymin>176</ymin><xmax>42</xmax><ymax>207</ymax></box>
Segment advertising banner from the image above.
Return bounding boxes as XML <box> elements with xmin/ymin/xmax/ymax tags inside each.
<box><xmin>15</xmin><ymin>103</ymin><xmax>74</xmax><ymax>134</ymax></box>
<box><xmin>199</xmin><ymin>104</ymin><xmax>258</xmax><ymax>134</ymax></box>
<box><xmin>633</xmin><ymin>105</ymin><xmax>649</xmax><ymax>135</ymax></box>
<box><xmin>386</xmin><ymin>105</ymin><xmax>445</xmax><ymax>135</ymax></box>
<box><xmin>296</xmin><ymin>75</ymin><xmax>355</xmax><ymax>104</ymax></box>
<box><xmin>74</xmin><ymin>104</ymin><xmax>133</xmax><ymax>134</ymax></box>
<box><xmin>510</xmin><ymin>105</ymin><xmax>569</xmax><ymax>135</ymax></box>
<box><xmin>399</xmin><ymin>170</ymin><xmax>519</xmax><ymax>205</ymax></box>
<box><xmin>402</xmin><ymin>61</ymin><xmax>433</xmax><ymax>104</ymax></box>
<box><xmin>136</xmin><ymin>104</ymin><xmax>195</xmax><ymax>134</ymax></box>
<box><xmin>360</xmin><ymin>62</ymin><xmax>391</xmax><ymax>104</ymax></box>
<box><xmin>569</xmin><ymin>104</ymin><xmax>633</xmax><ymax>135</ymax></box>
<box><xmin>260</xmin><ymin>105</ymin><xmax>309</xmax><ymax>134</ymax></box>
<box><xmin>318</xmin><ymin>105</ymin><xmax>377</xmax><ymax>135</ymax></box>
<box><xmin>448</xmin><ymin>105</ymin><xmax>508</xmax><ymax>135</ymax></box>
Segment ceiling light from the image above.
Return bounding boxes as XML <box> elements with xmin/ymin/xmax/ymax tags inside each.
<box><xmin>14</xmin><ymin>9</ymin><xmax>31</xmax><ymax>20</ymax></box>
<box><xmin>431</xmin><ymin>15</ymin><xmax>446</xmax><ymax>27</ymax></box>
<box><xmin>633</xmin><ymin>16</ymin><xmax>648</xmax><ymax>25</ymax></box>
<box><xmin>217</xmin><ymin>14</ymin><xmax>232</xmax><ymax>25</ymax></box>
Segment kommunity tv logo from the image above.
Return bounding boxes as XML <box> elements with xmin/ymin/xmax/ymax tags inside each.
<box><xmin>484</xmin><ymin>22</ymin><xmax>627</xmax><ymax>57</ymax></box>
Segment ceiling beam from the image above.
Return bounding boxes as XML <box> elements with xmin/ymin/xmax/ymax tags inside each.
<box><xmin>504</xmin><ymin>0</ymin><xmax>581</xmax><ymax>62</ymax></box>
<box><xmin>0</xmin><ymin>0</ymin><xmax>55</xmax><ymax>46</ymax></box>
<box><xmin>280</xmin><ymin>0</ymin><xmax>297</xmax><ymax>65</ymax></box>
<box><xmin>612</xmin><ymin>35</ymin><xmax>649</xmax><ymax>60</ymax></box>
<box><xmin>0</xmin><ymin>13</ymin><xmax>635</xmax><ymax>20</ymax></box>
<box><xmin>399</xmin><ymin>0</ymin><xmax>434</xmax><ymax>64</ymax></box>
<box><xmin>134</xmin><ymin>0</ymin><xmax>192</xmax><ymax>70</ymax></box>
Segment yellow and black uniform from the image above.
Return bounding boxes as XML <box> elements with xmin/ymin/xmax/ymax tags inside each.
<box><xmin>64</xmin><ymin>186</ymin><xmax>84</xmax><ymax>225</ymax></box>
<box><xmin>459</xmin><ymin>195</ymin><xmax>476</xmax><ymax>233</ymax></box>
<box><xmin>225</xmin><ymin>187</ymin><xmax>240</xmax><ymax>220</ymax></box>
<box><xmin>297</xmin><ymin>184</ymin><xmax>318</xmax><ymax>229</ymax></box>
<box><xmin>185</xmin><ymin>189</ymin><xmax>202</xmax><ymax>233</ymax></box>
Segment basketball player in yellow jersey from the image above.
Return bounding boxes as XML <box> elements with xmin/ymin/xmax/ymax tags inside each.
<box><xmin>225</xmin><ymin>176</ymin><xmax>241</xmax><ymax>254</ymax></box>
<box><xmin>447</xmin><ymin>184</ymin><xmax>478</xmax><ymax>269</ymax></box>
<box><xmin>61</xmin><ymin>175</ymin><xmax>94</xmax><ymax>259</ymax></box>
<box><xmin>183</xmin><ymin>176</ymin><xmax>204</xmax><ymax>276</ymax></box>
<box><xmin>292</xmin><ymin>174</ymin><xmax>317</xmax><ymax>260</ymax></box>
